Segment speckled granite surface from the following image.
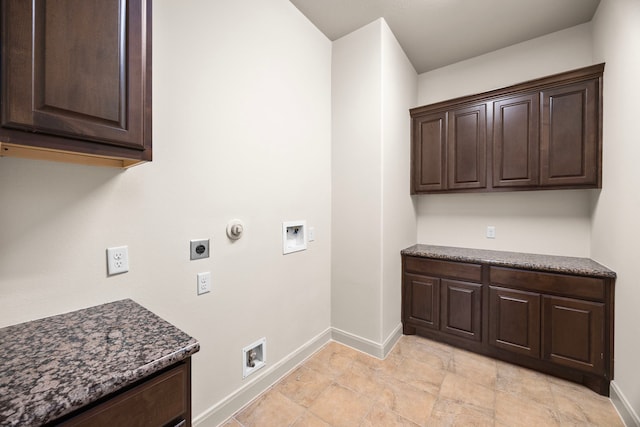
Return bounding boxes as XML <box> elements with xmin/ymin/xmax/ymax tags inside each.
<box><xmin>402</xmin><ymin>244</ymin><xmax>616</xmax><ymax>278</ymax></box>
<box><xmin>0</xmin><ymin>299</ymin><xmax>199</xmax><ymax>426</ymax></box>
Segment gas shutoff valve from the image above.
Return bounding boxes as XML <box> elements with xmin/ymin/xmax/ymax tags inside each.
<box><xmin>226</xmin><ymin>219</ymin><xmax>245</xmax><ymax>240</ymax></box>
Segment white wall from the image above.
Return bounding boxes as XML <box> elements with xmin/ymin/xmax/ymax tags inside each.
<box><xmin>332</xmin><ymin>19</ymin><xmax>417</xmax><ymax>348</ymax></box>
<box><xmin>417</xmin><ymin>23</ymin><xmax>595</xmax><ymax>105</ymax></box>
<box><xmin>591</xmin><ymin>0</ymin><xmax>640</xmax><ymax>423</ymax></box>
<box><xmin>415</xmin><ymin>24</ymin><xmax>595</xmax><ymax>256</ymax></box>
<box><xmin>0</xmin><ymin>0</ymin><xmax>332</xmax><ymax>423</ymax></box>
<box><xmin>332</xmin><ymin>20</ymin><xmax>384</xmax><ymax>343</ymax></box>
<box><xmin>380</xmin><ymin>22</ymin><xmax>418</xmax><ymax>341</ymax></box>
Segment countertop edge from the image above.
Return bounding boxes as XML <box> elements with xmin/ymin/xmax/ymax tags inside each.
<box><xmin>401</xmin><ymin>245</ymin><xmax>617</xmax><ymax>279</ymax></box>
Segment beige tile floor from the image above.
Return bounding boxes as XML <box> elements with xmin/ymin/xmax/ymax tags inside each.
<box><xmin>223</xmin><ymin>335</ymin><xmax>624</xmax><ymax>427</ymax></box>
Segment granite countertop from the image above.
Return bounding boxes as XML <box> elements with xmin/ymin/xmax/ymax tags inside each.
<box><xmin>0</xmin><ymin>299</ymin><xmax>200</xmax><ymax>426</ymax></box>
<box><xmin>402</xmin><ymin>244</ymin><xmax>616</xmax><ymax>279</ymax></box>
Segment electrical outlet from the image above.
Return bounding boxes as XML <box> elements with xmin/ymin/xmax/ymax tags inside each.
<box><xmin>486</xmin><ymin>226</ymin><xmax>496</xmax><ymax>239</ymax></box>
<box><xmin>197</xmin><ymin>272</ymin><xmax>211</xmax><ymax>295</ymax></box>
<box><xmin>107</xmin><ymin>246</ymin><xmax>129</xmax><ymax>275</ymax></box>
<box><xmin>190</xmin><ymin>239</ymin><xmax>210</xmax><ymax>260</ymax></box>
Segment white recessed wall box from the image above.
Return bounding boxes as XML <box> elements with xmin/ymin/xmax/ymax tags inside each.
<box><xmin>242</xmin><ymin>337</ymin><xmax>266</xmax><ymax>379</ymax></box>
<box><xmin>282</xmin><ymin>220</ymin><xmax>307</xmax><ymax>254</ymax></box>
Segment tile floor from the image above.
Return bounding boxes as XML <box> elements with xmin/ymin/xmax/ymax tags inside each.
<box><xmin>224</xmin><ymin>335</ymin><xmax>624</xmax><ymax>426</ymax></box>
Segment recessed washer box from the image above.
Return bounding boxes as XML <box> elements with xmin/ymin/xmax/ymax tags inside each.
<box><xmin>242</xmin><ymin>337</ymin><xmax>266</xmax><ymax>379</ymax></box>
<box><xmin>282</xmin><ymin>220</ymin><xmax>306</xmax><ymax>254</ymax></box>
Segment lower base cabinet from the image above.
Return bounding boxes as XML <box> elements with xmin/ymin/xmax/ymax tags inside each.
<box><xmin>489</xmin><ymin>286</ymin><xmax>540</xmax><ymax>358</ymax></box>
<box><xmin>405</xmin><ymin>273</ymin><xmax>440</xmax><ymax>330</ymax></box>
<box><xmin>441</xmin><ymin>279</ymin><xmax>482</xmax><ymax>341</ymax></box>
<box><xmin>54</xmin><ymin>360</ymin><xmax>192</xmax><ymax>427</ymax></box>
<box><xmin>402</xmin><ymin>255</ymin><xmax>614</xmax><ymax>396</ymax></box>
<box><xmin>542</xmin><ymin>296</ymin><xmax>605</xmax><ymax>374</ymax></box>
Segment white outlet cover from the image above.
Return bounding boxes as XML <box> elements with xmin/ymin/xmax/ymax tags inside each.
<box><xmin>197</xmin><ymin>272</ymin><xmax>211</xmax><ymax>295</ymax></box>
<box><xmin>107</xmin><ymin>246</ymin><xmax>129</xmax><ymax>276</ymax></box>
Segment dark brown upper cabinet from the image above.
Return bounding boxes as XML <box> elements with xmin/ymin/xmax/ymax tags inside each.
<box><xmin>493</xmin><ymin>93</ymin><xmax>539</xmax><ymax>188</ymax></box>
<box><xmin>541</xmin><ymin>80</ymin><xmax>599</xmax><ymax>187</ymax></box>
<box><xmin>412</xmin><ymin>112</ymin><xmax>446</xmax><ymax>192</ymax></box>
<box><xmin>448</xmin><ymin>103</ymin><xmax>487</xmax><ymax>191</ymax></box>
<box><xmin>0</xmin><ymin>0</ymin><xmax>152</xmax><ymax>168</ymax></box>
<box><xmin>410</xmin><ymin>63</ymin><xmax>604</xmax><ymax>194</ymax></box>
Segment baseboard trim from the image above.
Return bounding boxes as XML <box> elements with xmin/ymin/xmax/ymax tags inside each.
<box><xmin>382</xmin><ymin>323</ymin><xmax>403</xmax><ymax>357</ymax></box>
<box><xmin>193</xmin><ymin>327</ymin><xmax>332</xmax><ymax>427</ymax></box>
<box><xmin>331</xmin><ymin>323</ymin><xmax>403</xmax><ymax>359</ymax></box>
<box><xmin>611</xmin><ymin>380</ymin><xmax>640</xmax><ymax>427</ymax></box>
<box><xmin>331</xmin><ymin>327</ymin><xmax>384</xmax><ymax>358</ymax></box>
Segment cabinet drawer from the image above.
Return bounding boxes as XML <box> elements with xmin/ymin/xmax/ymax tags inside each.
<box><xmin>405</xmin><ymin>257</ymin><xmax>482</xmax><ymax>282</ymax></box>
<box><xmin>60</xmin><ymin>362</ymin><xmax>188</xmax><ymax>426</ymax></box>
<box><xmin>490</xmin><ymin>267</ymin><xmax>605</xmax><ymax>301</ymax></box>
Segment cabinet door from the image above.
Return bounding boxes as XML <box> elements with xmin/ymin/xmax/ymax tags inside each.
<box><xmin>1</xmin><ymin>0</ymin><xmax>151</xmax><ymax>157</ymax></box>
<box><xmin>441</xmin><ymin>279</ymin><xmax>482</xmax><ymax>341</ymax></box>
<box><xmin>412</xmin><ymin>112</ymin><xmax>446</xmax><ymax>192</ymax></box>
<box><xmin>447</xmin><ymin>104</ymin><xmax>487</xmax><ymax>190</ymax></box>
<box><xmin>540</xmin><ymin>79</ymin><xmax>599</xmax><ymax>187</ymax></box>
<box><xmin>489</xmin><ymin>286</ymin><xmax>540</xmax><ymax>358</ymax></box>
<box><xmin>493</xmin><ymin>94</ymin><xmax>539</xmax><ymax>188</ymax></box>
<box><xmin>403</xmin><ymin>274</ymin><xmax>440</xmax><ymax>330</ymax></box>
<box><xmin>542</xmin><ymin>296</ymin><xmax>604</xmax><ymax>374</ymax></box>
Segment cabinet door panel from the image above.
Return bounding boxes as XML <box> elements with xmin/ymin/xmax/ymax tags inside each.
<box><xmin>493</xmin><ymin>94</ymin><xmax>539</xmax><ymax>188</ymax></box>
<box><xmin>412</xmin><ymin>112</ymin><xmax>446</xmax><ymax>192</ymax></box>
<box><xmin>448</xmin><ymin>104</ymin><xmax>487</xmax><ymax>190</ymax></box>
<box><xmin>489</xmin><ymin>286</ymin><xmax>540</xmax><ymax>358</ymax></box>
<box><xmin>404</xmin><ymin>274</ymin><xmax>440</xmax><ymax>330</ymax></box>
<box><xmin>540</xmin><ymin>80</ymin><xmax>598</xmax><ymax>186</ymax></box>
<box><xmin>441</xmin><ymin>279</ymin><xmax>482</xmax><ymax>341</ymax></box>
<box><xmin>2</xmin><ymin>0</ymin><xmax>148</xmax><ymax>150</ymax></box>
<box><xmin>542</xmin><ymin>296</ymin><xmax>604</xmax><ymax>374</ymax></box>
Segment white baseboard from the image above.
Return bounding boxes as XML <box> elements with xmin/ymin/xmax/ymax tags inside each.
<box><xmin>193</xmin><ymin>327</ymin><xmax>332</xmax><ymax>427</ymax></box>
<box><xmin>331</xmin><ymin>323</ymin><xmax>403</xmax><ymax>359</ymax></box>
<box><xmin>382</xmin><ymin>323</ymin><xmax>404</xmax><ymax>357</ymax></box>
<box><xmin>192</xmin><ymin>325</ymin><xmax>404</xmax><ymax>427</ymax></box>
<box><xmin>611</xmin><ymin>380</ymin><xmax>640</xmax><ymax>427</ymax></box>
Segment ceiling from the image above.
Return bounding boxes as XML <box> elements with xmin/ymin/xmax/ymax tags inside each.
<box><xmin>289</xmin><ymin>0</ymin><xmax>600</xmax><ymax>74</ymax></box>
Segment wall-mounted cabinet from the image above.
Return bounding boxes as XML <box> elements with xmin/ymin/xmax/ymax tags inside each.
<box><xmin>410</xmin><ymin>63</ymin><xmax>604</xmax><ymax>194</ymax></box>
<box><xmin>0</xmin><ymin>0</ymin><xmax>152</xmax><ymax>168</ymax></box>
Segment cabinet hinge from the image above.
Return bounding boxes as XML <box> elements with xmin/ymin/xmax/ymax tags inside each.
<box><xmin>601</xmin><ymin>352</ymin><xmax>604</xmax><ymax>359</ymax></box>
